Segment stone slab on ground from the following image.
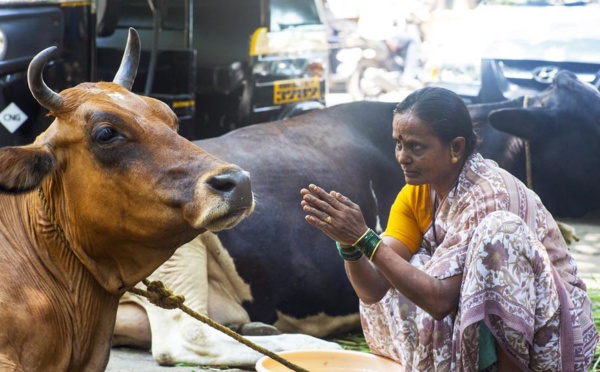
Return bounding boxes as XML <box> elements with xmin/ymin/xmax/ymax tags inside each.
<box><xmin>106</xmin><ymin>347</ymin><xmax>252</xmax><ymax>372</ymax></box>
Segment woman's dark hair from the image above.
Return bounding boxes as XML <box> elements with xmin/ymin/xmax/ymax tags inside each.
<box><xmin>394</xmin><ymin>87</ymin><xmax>479</xmax><ymax>156</ymax></box>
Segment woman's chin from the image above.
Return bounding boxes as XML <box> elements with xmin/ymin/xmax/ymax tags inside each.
<box><xmin>404</xmin><ymin>175</ymin><xmax>421</xmax><ymax>185</ymax></box>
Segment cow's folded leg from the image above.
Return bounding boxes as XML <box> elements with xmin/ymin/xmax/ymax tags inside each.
<box><xmin>145</xmin><ymin>303</ymin><xmax>342</xmax><ymax>367</ymax></box>
<box><xmin>112</xmin><ymin>302</ymin><xmax>152</xmax><ymax>349</ymax></box>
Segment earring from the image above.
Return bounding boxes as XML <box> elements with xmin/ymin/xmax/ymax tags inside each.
<box><xmin>450</xmin><ymin>148</ymin><xmax>459</xmax><ymax>164</ymax></box>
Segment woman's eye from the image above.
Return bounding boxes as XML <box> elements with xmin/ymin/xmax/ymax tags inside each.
<box><xmin>94</xmin><ymin>127</ymin><xmax>121</xmax><ymax>144</ymax></box>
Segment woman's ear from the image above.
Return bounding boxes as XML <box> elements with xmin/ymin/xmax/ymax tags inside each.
<box><xmin>451</xmin><ymin>137</ymin><xmax>466</xmax><ymax>155</ymax></box>
<box><xmin>450</xmin><ymin>137</ymin><xmax>466</xmax><ymax>164</ymax></box>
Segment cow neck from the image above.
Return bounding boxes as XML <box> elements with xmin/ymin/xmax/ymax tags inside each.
<box><xmin>35</xmin><ymin>183</ymin><xmax>118</xmax><ymax>297</ymax></box>
<box><xmin>37</xmin><ymin>181</ymin><xmax>141</xmax><ymax>296</ymax></box>
<box><xmin>0</xmin><ymin>191</ymin><xmax>116</xmax><ymax>370</ymax></box>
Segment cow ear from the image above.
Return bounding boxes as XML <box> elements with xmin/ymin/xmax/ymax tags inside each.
<box><xmin>489</xmin><ymin>107</ymin><xmax>561</xmax><ymax>141</ymax></box>
<box><xmin>0</xmin><ymin>145</ymin><xmax>56</xmax><ymax>193</ymax></box>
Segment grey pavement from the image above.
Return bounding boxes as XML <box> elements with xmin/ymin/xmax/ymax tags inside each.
<box><xmin>560</xmin><ymin>213</ymin><xmax>600</xmax><ymax>288</ymax></box>
<box><xmin>106</xmin><ymin>347</ymin><xmax>249</xmax><ymax>372</ymax></box>
<box><xmin>106</xmin><ymin>214</ymin><xmax>600</xmax><ymax>372</ymax></box>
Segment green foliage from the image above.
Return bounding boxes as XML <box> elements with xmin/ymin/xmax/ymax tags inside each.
<box><xmin>327</xmin><ymin>331</ymin><xmax>371</xmax><ymax>353</ymax></box>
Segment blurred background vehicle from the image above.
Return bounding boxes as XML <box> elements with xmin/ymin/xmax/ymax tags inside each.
<box><xmin>325</xmin><ymin>0</ymin><xmax>432</xmax><ymax>102</ymax></box>
<box><xmin>422</xmin><ymin>0</ymin><xmax>600</xmax><ymax>104</ymax></box>
<box><xmin>323</xmin><ymin>0</ymin><xmax>361</xmax><ymax>94</ymax></box>
<box><xmin>4</xmin><ymin>0</ymin><xmax>597</xmax><ymax>148</ymax></box>
<box><xmin>100</xmin><ymin>0</ymin><xmax>330</xmax><ymax>139</ymax></box>
<box><xmin>0</xmin><ymin>0</ymin><xmax>93</xmax><ymax>147</ymax></box>
<box><xmin>0</xmin><ymin>0</ymin><xmax>329</xmax><ymax>146</ymax></box>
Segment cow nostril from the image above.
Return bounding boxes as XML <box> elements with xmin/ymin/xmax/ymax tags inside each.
<box><xmin>207</xmin><ymin>173</ymin><xmax>237</xmax><ymax>193</ymax></box>
<box><xmin>206</xmin><ymin>168</ymin><xmax>252</xmax><ymax>203</ymax></box>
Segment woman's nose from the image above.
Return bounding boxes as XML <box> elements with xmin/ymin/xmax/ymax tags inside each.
<box><xmin>396</xmin><ymin>148</ymin><xmax>410</xmax><ymax>164</ymax></box>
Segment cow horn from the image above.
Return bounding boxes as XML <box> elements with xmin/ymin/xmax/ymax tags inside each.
<box><xmin>113</xmin><ymin>28</ymin><xmax>141</xmax><ymax>90</ymax></box>
<box><xmin>27</xmin><ymin>46</ymin><xmax>64</xmax><ymax>112</ymax></box>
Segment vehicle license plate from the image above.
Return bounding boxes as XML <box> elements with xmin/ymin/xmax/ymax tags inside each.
<box><xmin>273</xmin><ymin>77</ymin><xmax>320</xmax><ymax>105</ymax></box>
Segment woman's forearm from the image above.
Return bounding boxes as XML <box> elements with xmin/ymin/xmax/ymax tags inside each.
<box><xmin>371</xmin><ymin>243</ymin><xmax>462</xmax><ymax>320</ymax></box>
<box><xmin>344</xmin><ymin>257</ymin><xmax>391</xmax><ymax>304</ymax></box>
<box><xmin>299</xmin><ymin>184</ymin><xmax>460</xmax><ymax>316</ymax></box>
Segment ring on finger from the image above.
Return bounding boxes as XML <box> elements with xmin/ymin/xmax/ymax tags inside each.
<box><xmin>323</xmin><ymin>215</ymin><xmax>332</xmax><ymax>224</ymax></box>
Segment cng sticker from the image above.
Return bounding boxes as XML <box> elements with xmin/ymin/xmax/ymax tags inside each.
<box><xmin>0</xmin><ymin>103</ymin><xmax>28</xmax><ymax>133</ymax></box>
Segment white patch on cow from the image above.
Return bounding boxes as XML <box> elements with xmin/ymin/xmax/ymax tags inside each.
<box><xmin>204</xmin><ymin>232</ymin><xmax>253</xmax><ymax>324</ymax></box>
<box><xmin>116</xmin><ymin>232</ymin><xmax>344</xmax><ymax>367</ymax></box>
<box><xmin>108</xmin><ymin>92</ymin><xmax>125</xmax><ymax>101</ymax></box>
<box><xmin>369</xmin><ymin>179</ymin><xmax>383</xmax><ymax>234</ymax></box>
<box><xmin>274</xmin><ymin>311</ymin><xmax>361</xmax><ymax>338</ymax></box>
<box><xmin>147</xmin><ymin>311</ymin><xmax>342</xmax><ymax>367</ymax></box>
<box><xmin>124</xmin><ymin>289</ymin><xmax>342</xmax><ymax>367</ymax></box>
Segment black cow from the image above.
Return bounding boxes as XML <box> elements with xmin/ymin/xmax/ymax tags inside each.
<box><xmin>114</xmin><ymin>70</ymin><xmax>600</xmax><ymax>367</ymax></box>
<box><xmin>472</xmin><ymin>71</ymin><xmax>600</xmax><ymax>218</ymax></box>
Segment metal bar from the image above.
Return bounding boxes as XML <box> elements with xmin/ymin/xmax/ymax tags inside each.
<box><xmin>185</xmin><ymin>0</ymin><xmax>193</xmax><ymax>48</ymax></box>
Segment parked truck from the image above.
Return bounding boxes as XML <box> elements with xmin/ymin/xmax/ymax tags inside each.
<box><xmin>0</xmin><ymin>0</ymin><xmax>329</xmax><ymax>146</ymax></box>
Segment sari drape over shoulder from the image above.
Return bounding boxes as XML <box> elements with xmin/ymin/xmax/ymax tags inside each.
<box><xmin>360</xmin><ymin>153</ymin><xmax>599</xmax><ymax>371</ymax></box>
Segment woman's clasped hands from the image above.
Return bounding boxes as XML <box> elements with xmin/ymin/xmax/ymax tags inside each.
<box><xmin>300</xmin><ymin>184</ymin><xmax>369</xmax><ymax>247</ymax></box>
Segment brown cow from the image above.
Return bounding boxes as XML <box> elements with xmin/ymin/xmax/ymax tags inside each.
<box><xmin>0</xmin><ymin>28</ymin><xmax>254</xmax><ymax>371</ymax></box>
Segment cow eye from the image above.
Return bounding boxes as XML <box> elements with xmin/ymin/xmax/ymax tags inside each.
<box><xmin>94</xmin><ymin>127</ymin><xmax>122</xmax><ymax>144</ymax></box>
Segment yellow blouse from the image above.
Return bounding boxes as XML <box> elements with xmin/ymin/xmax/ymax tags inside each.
<box><xmin>383</xmin><ymin>184</ymin><xmax>432</xmax><ymax>253</ymax></box>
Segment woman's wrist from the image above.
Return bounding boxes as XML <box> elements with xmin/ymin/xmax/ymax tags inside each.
<box><xmin>336</xmin><ymin>242</ymin><xmax>363</xmax><ymax>261</ymax></box>
<box><xmin>353</xmin><ymin>228</ymin><xmax>382</xmax><ymax>261</ymax></box>
<box><xmin>352</xmin><ymin>228</ymin><xmax>371</xmax><ymax>247</ymax></box>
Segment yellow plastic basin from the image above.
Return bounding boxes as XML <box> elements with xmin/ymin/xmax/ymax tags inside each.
<box><xmin>255</xmin><ymin>349</ymin><xmax>404</xmax><ymax>372</ymax></box>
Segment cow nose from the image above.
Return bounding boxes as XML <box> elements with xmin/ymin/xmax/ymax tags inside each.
<box><xmin>185</xmin><ymin>165</ymin><xmax>254</xmax><ymax>230</ymax></box>
<box><xmin>207</xmin><ymin>167</ymin><xmax>253</xmax><ymax>209</ymax></box>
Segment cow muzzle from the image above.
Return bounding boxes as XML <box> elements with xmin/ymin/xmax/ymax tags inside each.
<box><xmin>184</xmin><ymin>165</ymin><xmax>254</xmax><ymax>231</ymax></box>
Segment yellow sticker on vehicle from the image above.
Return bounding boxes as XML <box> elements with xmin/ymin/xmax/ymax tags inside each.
<box><xmin>274</xmin><ymin>77</ymin><xmax>321</xmax><ymax>105</ymax></box>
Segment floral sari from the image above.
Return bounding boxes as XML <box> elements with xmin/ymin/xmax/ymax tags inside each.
<box><xmin>360</xmin><ymin>153</ymin><xmax>599</xmax><ymax>371</ymax></box>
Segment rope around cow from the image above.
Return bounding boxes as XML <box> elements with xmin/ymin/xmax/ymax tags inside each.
<box><xmin>36</xmin><ymin>187</ymin><xmax>309</xmax><ymax>372</ymax></box>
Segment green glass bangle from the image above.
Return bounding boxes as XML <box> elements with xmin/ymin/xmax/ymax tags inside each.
<box><xmin>354</xmin><ymin>228</ymin><xmax>382</xmax><ymax>261</ymax></box>
<box><xmin>336</xmin><ymin>242</ymin><xmax>363</xmax><ymax>261</ymax></box>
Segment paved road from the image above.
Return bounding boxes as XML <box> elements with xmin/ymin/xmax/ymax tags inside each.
<box><xmin>106</xmin><ymin>214</ymin><xmax>600</xmax><ymax>372</ymax></box>
<box><xmin>107</xmin><ymin>347</ymin><xmax>249</xmax><ymax>372</ymax></box>
<box><xmin>560</xmin><ymin>213</ymin><xmax>600</xmax><ymax>288</ymax></box>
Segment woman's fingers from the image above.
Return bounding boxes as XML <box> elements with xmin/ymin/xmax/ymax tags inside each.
<box><xmin>310</xmin><ymin>184</ymin><xmax>358</xmax><ymax>210</ymax></box>
<box><xmin>304</xmin><ymin>214</ymin><xmax>339</xmax><ymax>242</ymax></box>
<box><xmin>308</xmin><ymin>184</ymin><xmax>346</xmax><ymax>211</ymax></box>
<box><xmin>302</xmin><ymin>186</ymin><xmax>339</xmax><ymax>228</ymax></box>
<box><xmin>302</xmin><ymin>200</ymin><xmax>332</xmax><ymax>222</ymax></box>
<box><xmin>302</xmin><ymin>185</ymin><xmax>335</xmax><ymax>213</ymax></box>
<box><xmin>302</xmin><ymin>184</ymin><xmax>360</xmax><ymax>216</ymax></box>
<box><xmin>301</xmin><ymin>185</ymin><xmax>367</xmax><ymax>245</ymax></box>
<box><xmin>329</xmin><ymin>190</ymin><xmax>358</xmax><ymax>209</ymax></box>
